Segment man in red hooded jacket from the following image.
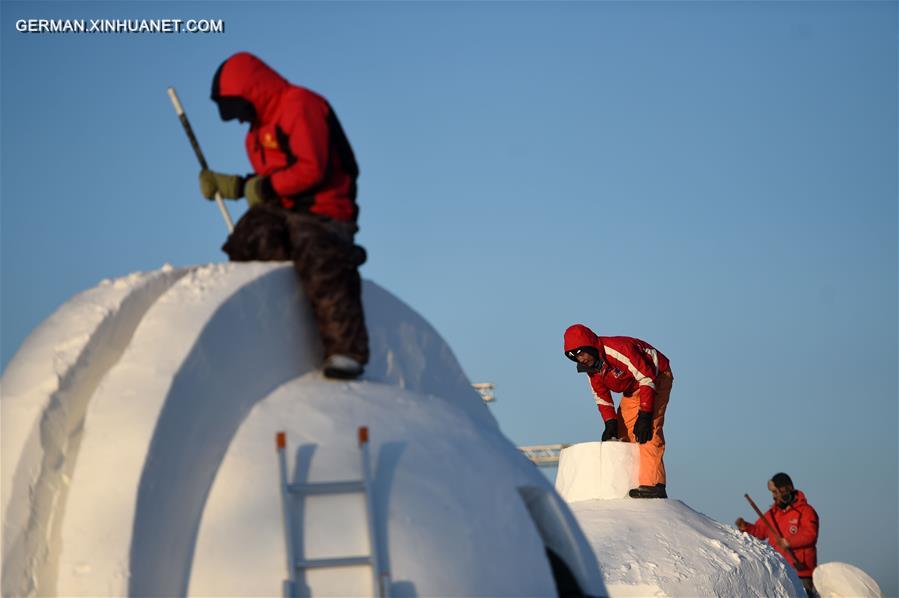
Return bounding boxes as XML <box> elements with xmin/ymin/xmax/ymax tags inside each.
<box><xmin>736</xmin><ymin>473</ymin><xmax>819</xmax><ymax>596</ymax></box>
<box><xmin>563</xmin><ymin>324</ymin><xmax>673</xmax><ymax>498</ymax></box>
<box><xmin>198</xmin><ymin>52</ymin><xmax>368</xmax><ymax>379</ymax></box>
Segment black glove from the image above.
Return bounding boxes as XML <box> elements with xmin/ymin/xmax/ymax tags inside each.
<box><xmin>601</xmin><ymin>419</ymin><xmax>618</xmax><ymax>441</ymax></box>
<box><xmin>633</xmin><ymin>410</ymin><xmax>653</xmax><ymax>443</ymax></box>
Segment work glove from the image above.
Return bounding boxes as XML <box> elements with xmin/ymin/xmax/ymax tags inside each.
<box><xmin>601</xmin><ymin>419</ymin><xmax>619</xmax><ymax>441</ymax></box>
<box><xmin>244</xmin><ymin>175</ymin><xmax>276</xmax><ymax>208</ymax></box>
<box><xmin>198</xmin><ymin>170</ymin><xmax>244</xmax><ymax>200</ymax></box>
<box><xmin>633</xmin><ymin>410</ymin><xmax>653</xmax><ymax>444</ymax></box>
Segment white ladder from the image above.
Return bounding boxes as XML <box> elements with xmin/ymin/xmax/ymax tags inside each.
<box><xmin>276</xmin><ymin>427</ymin><xmax>391</xmax><ymax>598</ymax></box>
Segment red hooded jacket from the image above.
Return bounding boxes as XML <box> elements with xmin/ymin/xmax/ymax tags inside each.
<box><xmin>564</xmin><ymin>324</ymin><xmax>670</xmax><ymax>422</ymax></box>
<box><xmin>214</xmin><ymin>52</ymin><xmax>359</xmax><ymax>222</ymax></box>
<box><xmin>743</xmin><ymin>490</ymin><xmax>819</xmax><ymax>578</ymax></box>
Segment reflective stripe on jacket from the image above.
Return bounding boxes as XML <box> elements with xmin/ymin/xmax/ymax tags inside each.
<box><xmin>564</xmin><ymin>324</ymin><xmax>670</xmax><ymax>421</ymax></box>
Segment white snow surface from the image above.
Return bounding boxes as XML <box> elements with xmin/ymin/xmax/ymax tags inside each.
<box><xmin>557</xmin><ymin>442</ymin><xmax>807</xmax><ymax>597</ymax></box>
<box><xmin>2</xmin><ymin>262</ymin><xmax>604</xmax><ymax>597</ymax></box>
<box><xmin>570</xmin><ymin>499</ymin><xmax>806</xmax><ymax>597</ymax></box>
<box><xmin>813</xmin><ymin>562</ymin><xmax>883</xmax><ymax>598</ymax></box>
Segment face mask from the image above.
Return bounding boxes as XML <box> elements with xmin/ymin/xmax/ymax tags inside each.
<box><xmin>777</xmin><ymin>490</ymin><xmax>795</xmax><ymax>509</ymax></box>
<box><xmin>576</xmin><ymin>359</ymin><xmax>603</xmax><ymax>374</ymax></box>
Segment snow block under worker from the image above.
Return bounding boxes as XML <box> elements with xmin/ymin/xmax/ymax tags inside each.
<box><xmin>198</xmin><ymin>52</ymin><xmax>368</xmax><ymax>379</ymax></box>
<box><xmin>563</xmin><ymin>324</ymin><xmax>672</xmax><ymax>499</ymax></box>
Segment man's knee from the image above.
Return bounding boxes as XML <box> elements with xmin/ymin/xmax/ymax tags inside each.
<box><xmin>223</xmin><ymin>207</ymin><xmax>291</xmax><ymax>261</ymax></box>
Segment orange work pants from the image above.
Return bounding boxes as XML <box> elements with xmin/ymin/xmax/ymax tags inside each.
<box><xmin>616</xmin><ymin>370</ymin><xmax>673</xmax><ymax>487</ymax></box>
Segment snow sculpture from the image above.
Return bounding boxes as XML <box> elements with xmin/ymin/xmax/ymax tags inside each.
<box><xmin>1</xmin><ymin>263</ymin><xmax>605</xmax><ymax>598</ymax></box>
<box><xmin>555</xmin><ymin>441</ymin><xmax>639</xmax><ymax>501</ymax></box>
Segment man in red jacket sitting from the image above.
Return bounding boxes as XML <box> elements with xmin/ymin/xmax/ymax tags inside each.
<box><xmin>563</xmin><ymin>324</ymin><xmax>673</xmax><ymax>499</ymax></box>
<box><xmin>198</xmin><ymin>52</ymin><xmax>368</xmax><ymax>379</ymax></box>
<box><xmin>736</xmin><ymin>473</ymin><xmax>820</xmax><ymax>596</ymax></box>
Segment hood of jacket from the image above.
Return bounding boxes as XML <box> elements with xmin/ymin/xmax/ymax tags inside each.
<box><xmin>211</xmin><ymin>52</ymin><xmax>289</xmax><ymax>124</ymax></box>
<box><xmin>563</xmin><ymin>324</ymin><xmax>606</xmax><ymax>360</ymax></box>
<box><xmin>784</xmin><ymin>489</ymin><xmax>809</xmax><ymax>510</ymax></box>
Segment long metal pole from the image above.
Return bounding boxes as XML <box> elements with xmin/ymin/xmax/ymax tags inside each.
<box><xmin>167</xmin><ymin>87</ymin><xmax>235</xmax><ymax>233</ymax></box>
<box><xmin>744</xmin><ymin>493</ymin><xmax>807</xmax><ymax>571</ymax></box>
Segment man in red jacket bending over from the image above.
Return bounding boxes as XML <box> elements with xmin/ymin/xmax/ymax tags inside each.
<box><xmin>198</xmin><ymin>52</ymin><xmax>368</xmax><ymax>379</ymax></box>
<box><xmin>563</xmin><ymin>324</ymin><xmax>673</xmax><ymax>499</ymax></box>
<box><xmin>736</xmin><ymin>473</ymin><xmax>820</xmax><ymax>596</ymax></box>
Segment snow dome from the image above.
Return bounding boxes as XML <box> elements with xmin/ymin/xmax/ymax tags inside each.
<box><xmin>2</xmin><ymin>263</ymin><xmax>604</xmax><ymax>597</ymax></box>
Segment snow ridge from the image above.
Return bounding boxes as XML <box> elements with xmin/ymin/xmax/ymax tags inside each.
<box><xmin>1</xmin><ymin>265</ymin><xmax>189</xmax><ymax>597</ymax></box>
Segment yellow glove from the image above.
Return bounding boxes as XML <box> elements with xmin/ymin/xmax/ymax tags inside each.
<box><xmin>198</xmin><ymin>170</ymin><xmax>243</xmax><ymax>200</ymax></box>
<box><xmin>244</xmin><ymin>175</ymin><xmax>276</xmax><ymax>208</ymax></box>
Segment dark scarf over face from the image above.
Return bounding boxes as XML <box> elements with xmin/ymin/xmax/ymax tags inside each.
<box><xmin>777</xmin><ymin>490</ymin><xmax>796</xmax><ymax>510</ymax></box>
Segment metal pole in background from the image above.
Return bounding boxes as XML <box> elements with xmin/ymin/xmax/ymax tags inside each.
<box><xmin>167</xmin><ymin>87</ymin><xmax>235</xmax><ymax>233</ymax></box>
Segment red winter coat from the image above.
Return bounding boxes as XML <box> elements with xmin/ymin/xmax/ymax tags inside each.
<box><xmin>744</xmin><ymin>490</ymin><xmax>819</xmax><ymax>578</ymax></box>
<box><xmin>564</xmin><ymin>324</ymin><xmax>670</xmax><ymax>422</ymax></box>
<box><xmin>215</xmin><ymin>52</ymin><xmax>359</xmax><ymax>222</ymax></box>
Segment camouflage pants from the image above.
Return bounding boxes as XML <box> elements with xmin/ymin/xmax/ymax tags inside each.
<box><xmin>222</xmin><ymin>203</ymin><xmax>369</xmax><ymax>364</ymax></box>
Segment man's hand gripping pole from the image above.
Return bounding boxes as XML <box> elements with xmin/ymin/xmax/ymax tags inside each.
<box><xmin>167</xmin><ymin>87</ymin><xmax>235</xmax><ymax>233</ymax></box>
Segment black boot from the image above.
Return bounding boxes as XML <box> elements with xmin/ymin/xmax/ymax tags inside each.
<box><xmin>628</xmin><ymin>484</ymin><xmax>667</xmax><ymax>499</ymax></box>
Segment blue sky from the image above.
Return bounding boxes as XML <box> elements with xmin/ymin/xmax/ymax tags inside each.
<box><xmin>2</xmin><ymin>1</ymin><xmax>896</xmax><ymax>594</ymax></box>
